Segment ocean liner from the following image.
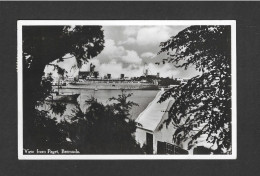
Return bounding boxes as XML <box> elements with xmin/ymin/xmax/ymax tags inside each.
<box><xmin>66</xmin><ymin>63</ymin><xmax>160</xmax><ymax>90</ymax></box>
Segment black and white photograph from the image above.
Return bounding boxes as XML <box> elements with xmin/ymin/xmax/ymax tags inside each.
<box><xmin>17</xmin><ymin>20</ymin><xmax>236</xmax><ymax>159</ymax></box>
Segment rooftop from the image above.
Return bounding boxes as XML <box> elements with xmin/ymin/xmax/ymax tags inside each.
<box><xmin>135</xmin><ymin>90</ymin><xmax>174</xmax><ymax>132</ymax></box>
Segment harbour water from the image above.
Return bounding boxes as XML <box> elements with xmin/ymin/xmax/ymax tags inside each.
<box><xmin>40</xmin><ymin>89</ymin><xmax>159</xmax><ymax>122</ymax></box>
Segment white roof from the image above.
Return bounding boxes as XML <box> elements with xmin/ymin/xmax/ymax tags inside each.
<box><xmin>135</xmin><ymin>90</ymin><xmax>174</xmax><ymax>132</ymax></box>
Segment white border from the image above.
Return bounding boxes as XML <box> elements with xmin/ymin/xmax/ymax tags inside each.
<box><xmin>18</xmin><ymin>20</ymin><xmax>237</xmax><ymax>160</ymax></box>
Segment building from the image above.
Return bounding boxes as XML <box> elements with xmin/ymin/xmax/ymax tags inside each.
<box><xmin>168</xmin><ymin>85</ymin><xmax>179</xmax><ymax>88</ymax></box>
<box><xmin>135</xmin><ymin>90</ymin><xmax>216</xmax><ymax>154</ymax></box>
<box><xmin>175</xmin><ymin>78</ymin><xmax>189</xmax><ymax>85</ymax></box>
<box><xmin>135</xmin><ymin>90</ymin><xmax>190</xmax><ymax>154</ymax></box>
<box><xmin>78</xmin><ymin>71</ymin><xmax>91</xmax><ymax>79</ymax></box>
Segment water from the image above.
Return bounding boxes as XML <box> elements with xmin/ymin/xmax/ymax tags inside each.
<box><xmin>40</xmin><ymin>89</ymin><xmax>159</xmax><ymax>122</ymax></box>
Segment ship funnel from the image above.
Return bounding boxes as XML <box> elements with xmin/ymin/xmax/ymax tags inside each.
<box><xmin>90</xmin><ymin>63</ymin><xmax>95</xmax><ymax>72</ymax></box>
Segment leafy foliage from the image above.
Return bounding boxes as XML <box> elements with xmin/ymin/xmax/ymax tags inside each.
<box><xmin>158</xmin><ymin>26</ymin><xmax>232</xmax><ymax>153</ymax></box>
<box><xmin>23</xmin><ymin>26</ymin><xmax>105</xmax><ymax>150</ymax></box>
<box><xmin>109</xmin><ymin>90</ymin><xmax>139</xmax><ymax>119</ymax></box>
<box><xmin>62</xmin><ymin>93</ymin><xmax>144</xmax><ymax>154</ymax></box>
<box><xmin>49</xmin><ymin>102</ymin><xmax>67</xmax><ymax>116</ymax></box>
<box><xmin>23</xmin><ymin>26</ymin><xmax>104</xmax><ymax>69</ymax></box>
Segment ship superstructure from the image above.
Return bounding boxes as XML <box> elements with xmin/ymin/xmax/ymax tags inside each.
<box><xmin>66</xmin><ymin>63</ymin><xmax>159</xmax><ymax>90</ymax></box>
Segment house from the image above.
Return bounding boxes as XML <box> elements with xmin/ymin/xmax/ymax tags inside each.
<box><xmin>135</xmin><ymin>90</ymin><xmax>190</xmax><ymax>154</ymax></box>
<box><xmin>175</xmin><ymin>78</ymin><xmax>189</xmax><ymax>85</ymax></box>
<box><xmin>135</xmin><ymin>90</ymin><xmax>217</xmax><ymax>155</ymax></box>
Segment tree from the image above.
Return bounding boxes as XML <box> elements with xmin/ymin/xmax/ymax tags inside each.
<box><xmin>23</xmin><ymin>26</ymin><xmax>105</xmax><ymax>149</ymax></box>
<box><xmin>23</xmin><ymin>26</ymin><xmax>105</xmax><ymax>105</ymax></box>
<box><xmin>158</xmin><ymin>26</ymin><xmax>231</xmax><ymax>154</ymax></box>
<box><xmin>63</xmin><ymin>92</ymin><xmax>144</xmax><ymax>154</ymax></box>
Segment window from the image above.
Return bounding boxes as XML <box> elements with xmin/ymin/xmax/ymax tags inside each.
<box><xmin>146</xmin><ymin>133</ymin><xmax>153</xmax><ymax>154</ymax></box>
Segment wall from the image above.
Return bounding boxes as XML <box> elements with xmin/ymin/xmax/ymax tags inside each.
<box><xmin>153</xmin><ymin>120</ymin><xmax>177</xmax><ymax>154</ymax></box>
<box><xmin>135</xmin><ymin>118</ymin><xmax>193</xmax><ymax>154</ymax></box>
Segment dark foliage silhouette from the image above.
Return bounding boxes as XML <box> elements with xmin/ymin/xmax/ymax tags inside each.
<box><xmin>23</xmin><ymin>26</ymin><xmax>105</xmax><ymax>150</ymax></box>
<box><xmin>158</xmin><ymin>26</ymin><xmax>232</xmax><ymax>154</ymax></box>
<box><xmin>62</xmin><ymin>92</ymin><xmax>145</xmax><ymax>154</ymax></box>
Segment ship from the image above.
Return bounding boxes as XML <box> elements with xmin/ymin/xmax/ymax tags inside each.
<box><xmin>65</xmin><ymin>63</ymin><xmax>160</xmax><ymax>90</ymax></box>
<box><xmin>67</xmin><ymin>79</ymin><xmax>159</xmax><ymax>90</ymax></box>
<box><xmin>46</xmin><ymin>77</ymin><xmax>80</xmax><ymax>102</ymax></box>
<box><xmin>46</xmin><ymin>92</ymin><xmax>80</xmax><ymax>102</ymax></box>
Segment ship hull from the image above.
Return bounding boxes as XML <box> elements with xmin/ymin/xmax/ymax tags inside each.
<box><xmin>66</xmin><ymin>82</ymin><xmax>159</xmax><ymax>90</ymax></box>
<box><xmin>46</xmin><ymin>93</ymin><xmax>80</xmax><ymax>102</ymax></box>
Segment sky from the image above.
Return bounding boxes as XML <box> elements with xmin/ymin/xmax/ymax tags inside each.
<box><xmin>45</xmin><ymin>25</ymin><xmax>201</xmax><ymax>79</ymax></box>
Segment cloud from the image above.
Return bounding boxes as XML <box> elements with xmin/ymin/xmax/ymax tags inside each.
<box><xmin>119</xmin><ymin>26</ymin><xmax>188</xmax><ymax>48</ymax></box>
<box><xmin>81</xmin><ymin>57</ymin><xmax>181</xmax><ymax>79</ymax></box>
<box><xmin>84</xmin><ymin>59</ymin><xmax>142</xmax><ymax>78</ymax></box>
<box><xmin>118</xmin><ymin>26</ymin><xmax>173</xmax><ymax>46</ymax></box>
<box><xmin>90</xmin><ymin>57</ymin><xmax>181</xmax><ymax>78</ymax></box>
<box><xmin>100</xmin><ymin>39</ymin><xmax>126</xmax><ymax>59</ymax></box>
<box><xmin>121</xmin><ymin>50</ymin><xmax>142</xmax><ymax>64</ymax></box>
<box><xmin>95</xmin><ymin>39</ymin><xmax>143</xmax><ymax>65</ymax></box>
<box><xmin>136</xmin><ymin>26</ymin><xmax>172</xmax><ymax>46</ymax></box>
<box><xmin>99</xmin><ymin>62</ymin><xmax>124</xmax><ymax>77</ymax></box>
<box><xmin>123</xmin><ymin>26</ymin><xmax>140</xmax><ymax>36</ymax></box>
<box><xmin>118</xmin><ymin>37</ymin><xmax>136</xmax><ymax>45</ymax></box>
<box><xmin>141</xmin><ymin>52</ymin><xmax>156</xmax><ymax>59</ymax></box>
<box><xmin>146</xmin><ymin>63</ymin><xmax>180</xmax><ymax>78</ymax></box>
